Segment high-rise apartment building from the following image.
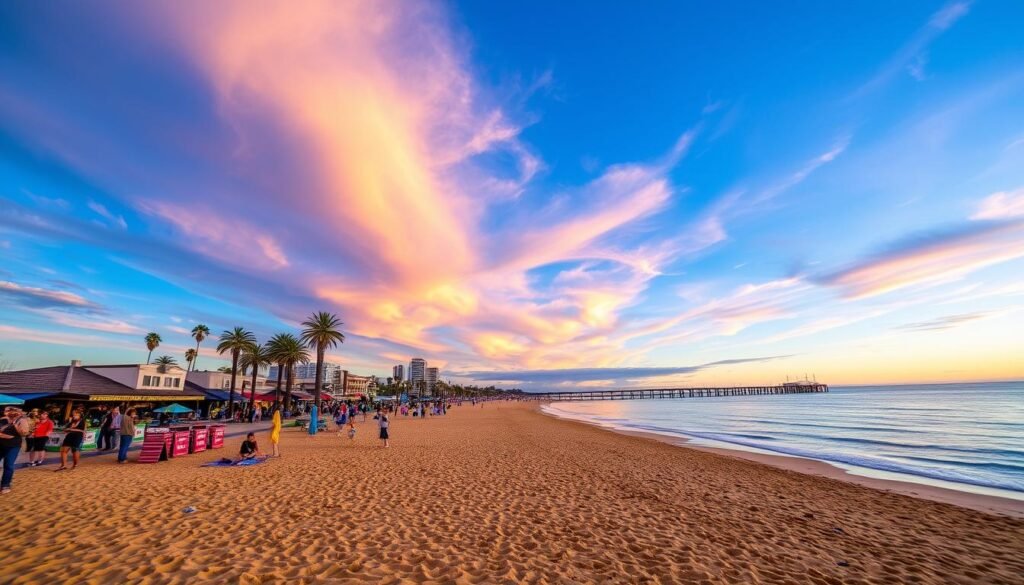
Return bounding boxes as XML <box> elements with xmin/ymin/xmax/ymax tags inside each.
<box><xmin>425</xmin><ymin>367</ymin><xmax>439</xmax><ymax>394</ymax></box>
<box><xmin>408</xmin><ymin>358</ymin><xmax>426</xmax><ymax>396</ymax></box>
<box><xmin>268</xmin><ymin>362</ymin><xmax>340</xmax><ymax>386</ymax></box>
<box><xmin>392</xmin><ymin>364</ymin><xmax>404</xmax><ymax>383</ymax></box>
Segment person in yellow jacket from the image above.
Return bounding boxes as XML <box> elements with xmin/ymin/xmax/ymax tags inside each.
<box><xmin>269</xmin><ymin>409</ymin><xmax>282</xmax><ymax>457</ymax></box>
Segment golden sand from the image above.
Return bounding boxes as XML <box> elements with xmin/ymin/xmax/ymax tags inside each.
<box><xmin>1</xmin><ymin>402</ymin><xmax>1022</xmax><ymax>584</ymax></box>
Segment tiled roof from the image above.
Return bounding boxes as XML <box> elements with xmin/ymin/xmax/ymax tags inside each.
<box><xmin>0</xmin><ymin>366</ymin><xmax>205</xmax><ymax>398</ymax></box>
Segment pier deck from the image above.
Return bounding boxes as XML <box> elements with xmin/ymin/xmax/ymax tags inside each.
<box><xmin>528</xmin><ymin>384</ymin><xmax>828</xmax><ymax>402</ymax></box>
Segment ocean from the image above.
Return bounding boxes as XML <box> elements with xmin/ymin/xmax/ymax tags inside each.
<box><xmin>542</xmin><ymin>381</ymin><xmax>1024</xmax><ymax>499</ymax></box>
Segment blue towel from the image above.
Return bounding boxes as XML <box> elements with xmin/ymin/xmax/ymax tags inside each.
<box><xmin>202</xmin><ymin>456</ymin><xmax>270</xmax><ymax>467</ymax></box>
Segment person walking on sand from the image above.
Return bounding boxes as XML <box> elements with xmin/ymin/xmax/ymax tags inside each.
<box><xmin>1</xmin><ymin>406</ymin><xmax>32</xmax><ymax>494</ymax></box>
<box><xmin>27</xmin><ymin>411</ymin><xmax>54</xmax><ymax>467</ymax></box>
<box><xmin>377</xmin><ymin>408</ymin><xmax>390</xmax><ymax>448</ymax></box>
<box><xmin>96</xmin><ymin>406</ymin><xmax>113</xmax><ymax>451</ymax></box>
<box><xmin>56</xmin><ymin>409</ymin><xmax>86</xmax><ymax>471</ymax></box>
<box><xmin>108</xmin><ymin>406</ymin><xmax>122</xmax><ymax>451</ymax></box>
<box><xmin>269</xmin><ymin>408</ymin><xmax>282</xmax><ymax>457</ymax></box>
<box><xmin>117</xmin><ymin>408</ymin><xmax>137</xmax><ymax>464</ymax></box>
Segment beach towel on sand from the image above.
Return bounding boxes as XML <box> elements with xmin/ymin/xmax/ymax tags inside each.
<box><xmin>202</xmin><ymin>456</ymin><xmax>270</xmax><ymax>467</ymax></box>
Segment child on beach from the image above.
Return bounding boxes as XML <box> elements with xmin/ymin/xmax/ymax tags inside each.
<box><xmin>346</xmin><ymin>422</ymin><xmax>356</xmax><ymax>442</ymax></box>
<box><xmin>377</xmin><ymin>409</ymin><xmax>389</xmax><ymax>448</ymax></box>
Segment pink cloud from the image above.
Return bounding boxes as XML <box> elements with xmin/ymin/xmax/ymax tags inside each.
<box><xmin>972</xmin><ymin>188</ymin><xmax>1024</xmax><ymax>220</ymax></box>
<box><xmin>138</xmin><ymin>201</ymin><xmax>290</xmax><ymax>270</ymax></box>
<box><xmin>47</xmin><ymin>314</ymin><xmax>144</xmax><ymax>335</ymax></box>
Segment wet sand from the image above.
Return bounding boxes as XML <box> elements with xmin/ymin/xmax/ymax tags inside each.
<box><xmin>601</xmin><ymin>427</ymin><xmax>1024</xmax><ymax>519</ymax></box>
<box><xmin>1</xmin><ymin>402</ymin><xmax>1022</xmax><ymax>584</ymax></box>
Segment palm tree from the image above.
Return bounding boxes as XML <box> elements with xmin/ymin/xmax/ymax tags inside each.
<box><xmin>144</xmin><ymin>332</ymin><xmax>162</xmax><ymax>364</ymax></box>
<box><xmin>190</xmin><ymin>324</ymin><xmax>210</xmax><ymax>372</ymax></box>
<box><xmin>267</xmin><ymin>333</ymin><xmax>308</xmax><ymax>414</ymax></box>
<box><xmin>299</xmin><ymin>312</ymin><xmax>345</xmax><ymax>428</ymax></box>
<box><xmin>153</xmin><ymin>355</ymin><xmax>177</xmax><ymax>373</ymax></box>
<box><xmin>184</xmin><ymin>348</ymin><xmax>198</xmax><ymax>371</ymax></box>
<box><xmin>217</xmin><ymin>366</ymin><xmax>232</xmax><ymax>374</ymax></box>
<box><xmin>216</xmin><ymin>327</ymin><xmax>256</xmax><ymax>419</ymax></box>
<box><xmin>240</xmin><ymin>342</ymin><xmax>272</xmax><ymax>419</ymax></box>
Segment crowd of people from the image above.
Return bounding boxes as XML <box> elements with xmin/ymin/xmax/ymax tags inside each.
<box><xmin>0</xmin><ymin>396</ymin><xmax>473</xmax><ymax>494</ymax></box>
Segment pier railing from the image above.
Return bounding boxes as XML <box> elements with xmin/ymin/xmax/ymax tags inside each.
<box><xmin>525</xmin><ymin>384</ymin><xmax>828</xmax><ymax>402</ymax></box>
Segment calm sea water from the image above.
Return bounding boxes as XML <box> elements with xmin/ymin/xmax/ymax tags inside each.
<box><xmin>542</xmin><ymin>382</ymin><xmax>1024</xmax><ymax>498</ymax></box>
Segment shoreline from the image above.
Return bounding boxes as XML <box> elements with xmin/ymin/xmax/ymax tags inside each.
<box><xmin>539</xmin><ymin>403</ymin><xmax>1024</xmax><ymax>519</ymax></box>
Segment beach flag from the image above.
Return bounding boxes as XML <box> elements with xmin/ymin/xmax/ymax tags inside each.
<box><xmin>308</xmin><ymin>405</ymin><xmax>318</xmax><ymax>436</ymax></box>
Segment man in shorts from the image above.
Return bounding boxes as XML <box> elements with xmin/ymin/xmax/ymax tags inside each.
<box><xmin>0</xmin><ymin>407</ymin><xmax>31</xmax><ymax>494</ymax></box>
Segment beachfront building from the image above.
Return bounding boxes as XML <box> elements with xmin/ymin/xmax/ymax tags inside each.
<box><xmin>392</xmin><ymin>364</ymin><xmax>404</xmax><ymax>383</ymax></box>
<box><xmin>340</xmin><ymin>370</ymin><xmax>372</xmax><ymax>395</ymax></box>
<box><xmin>0</xmin><ymin>360</ymin><xmax>205</xmax><ymax>423</ymax></box>
<box><xmin>187</xmin><ymin>370</ymin><xmax>269</xmax><ymax>392</ymax></box>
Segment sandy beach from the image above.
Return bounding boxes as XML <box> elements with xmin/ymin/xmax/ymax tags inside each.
<box><xmin>1</xmin><ymin>402</ymin><xmax>1022</xmax><ymax>584</ymax></box>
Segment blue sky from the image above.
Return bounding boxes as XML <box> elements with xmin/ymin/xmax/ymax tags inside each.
<box><xmin>1</xmin><ymin>1</ymin><xmax>1022</xmax><ymax>387</ymax></box>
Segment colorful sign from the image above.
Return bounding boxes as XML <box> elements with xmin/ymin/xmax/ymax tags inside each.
<box><xmin>209</xmin><ymin>425</ymin><xmax>225</xmax><ymax>449</ymax></box>
<box><xmin>87</xmin><ymin>395</ymin><xmax>204</xmax><ymax>401</ymax></box>
<box><xmin>171</xmin><ymin>431</ymin><xmax>190</xmax><ymax>457</ymax></box>
<box><xmin>191</xmin><ymin>427</ymin><xmax>207</xmax><ymax>453</ymax></box>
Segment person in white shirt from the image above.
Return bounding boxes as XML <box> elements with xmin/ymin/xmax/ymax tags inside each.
<box><xmin>376</xmin><ymin>409</ymin><xmax>390</xmax><ymax>448</ymax></box>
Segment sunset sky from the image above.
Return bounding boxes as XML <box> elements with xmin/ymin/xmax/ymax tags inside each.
<box><xmin>1</xmin><ymin>1</ymin><xmax>1022</xmax><ymax>388</ymax></box>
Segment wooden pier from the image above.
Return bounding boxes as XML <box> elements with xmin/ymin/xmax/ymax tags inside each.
<box><xmin>527</xmin><ymin>383</ymin><xmax>828</xmax><ymax>402</ymax></box>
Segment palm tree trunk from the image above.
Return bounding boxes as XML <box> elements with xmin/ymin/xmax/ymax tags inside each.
<box><xmin>228</xmin><ymin>350</ymin><xmax>238</xmax><ymax>420</ymax></box>
<box><xmin>193</xmin><ymin>340</ymin><xmax>201</xmax><ymax>371</ymax></box>
<box><xmin>274</xmin><ymin>362</ymin><xmax>284</xmax><ymax>413</ymax></box>
<box><xmin>314</xmin><ymin>346</ymin><xmax>325</xmax><ymax>418</ymax></box>
<box><xmin>284</xmin><ymin>365</ymin><xmax>294</xmax><ymax>413</ymax></box>
<box><xmin>147</xmin><ymin>349</ymin><xmax>153</xmax><ymax>364</ymax></box>
<box><xmin>248</xmin><ymin>361</ymin><xmax>258</xmax><ymax>419</ymax></box>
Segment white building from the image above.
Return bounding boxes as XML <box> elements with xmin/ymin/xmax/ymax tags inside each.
<box><xmin>187</xmin><ymin>370</ymin><xmax>269</xmax><ymax>391</ymax></box>
<box><xmin>88</xmin><ymin>363</ymin><xmax>187</xmax><ymax>391</ymax></box>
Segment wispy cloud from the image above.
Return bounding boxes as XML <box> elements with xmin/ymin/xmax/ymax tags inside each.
<box><xmin>852</xmin><ymin>1</ymin><xmax>972</xmax><ymax>98</ymax></box>
<box><xmin>46</xmin><ymin>314</ymin><xmax>144</xmax><ymax>335</ymax></box>
<box><xmin>972</xmin><ymin>187</ymin><xmax>1024</xmax><ymax>220</ymax></box>
<box><xmin>87</xmin><ymin>200</ymin><xmax>128</xmax><ymax>230</ymax></box>
<box><xmin>0</xmin><ymin>280</ymin><xmax>99</xmax><ymax>311</ymax></box>
<box><xmin>820</xmin><ymin>220</ymin><xmax>1024</xmax><ymax>299</ymax></box>
<box><xmin>138</xmin><ymin>202</ymin><xmax>290</xmax><ymax>270</ymax></box>
<box><xmin>894</xmin><ymin>312</ymin><xmax>988</xmax><ymax>332</ymax></box>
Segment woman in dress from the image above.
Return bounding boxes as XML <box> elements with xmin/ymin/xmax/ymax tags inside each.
<box><xmin>269</xmin><ymin>408</ymin><xmax>282</xmax><ymax>458</ymax></box>
<box><xmin>56</xmin><ymin>409</ymin><xmax>86</xmax><ymax>471</ymax></box>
